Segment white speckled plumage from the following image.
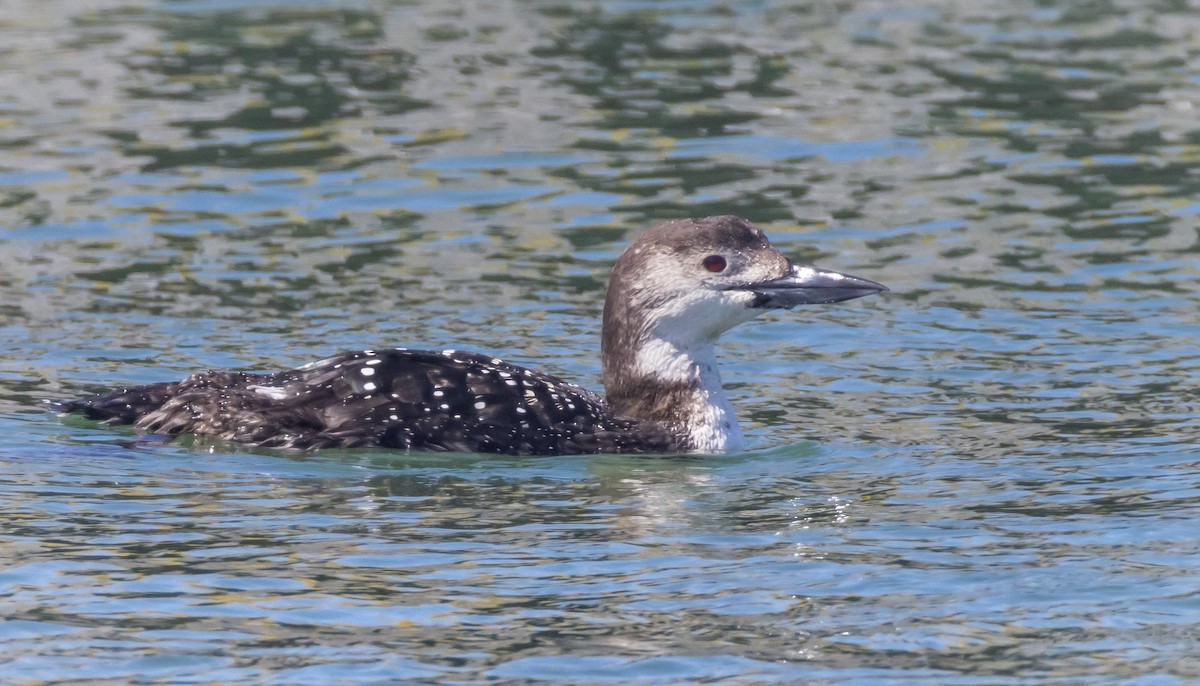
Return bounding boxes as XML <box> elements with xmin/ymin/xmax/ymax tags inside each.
<box><xmin>51</xmin><ymin>216</ymin><xmax>885</xmax><ymax>456</ymax></box>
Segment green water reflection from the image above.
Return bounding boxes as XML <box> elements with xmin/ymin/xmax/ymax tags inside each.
<box><xmin>3</xmin><ymin>0</ymin><xmax>1200</xmax><ymax>683</ymax></box>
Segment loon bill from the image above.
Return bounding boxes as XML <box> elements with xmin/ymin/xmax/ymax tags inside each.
<box><xmin>50</xmin><ymin>216</ymin><xmax>886</xmax><ymax>455</ymax></box>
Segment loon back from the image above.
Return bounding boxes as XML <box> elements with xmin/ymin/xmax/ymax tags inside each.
<box><xmin>52</xmin><ymin>215</ymin><xmax>886</xmax><ymax>455</ymax></box>
<box><xmin>53</xmin><ymin>349</ymin><xmax>682</xmax><ymax>455</ymax></box>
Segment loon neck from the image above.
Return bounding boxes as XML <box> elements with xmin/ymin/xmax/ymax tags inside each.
<box><xmin>601</xmin><ymin>334</ymin><xmax>744</xmax><ymax>453</ymax></box>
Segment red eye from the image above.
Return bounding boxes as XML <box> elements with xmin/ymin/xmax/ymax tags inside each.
<box><xmin>702</xmin><ymin>255</ymin><xmax>727</xmax><ymax>273</ymax></box>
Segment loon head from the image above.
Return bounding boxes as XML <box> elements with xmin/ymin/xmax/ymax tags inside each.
<box><xmin>602</xmin><ymin>215</ymin><xmax>885</xmax><ymax>353</ymax></box>
<box><xmin>600</xmin><ymin>215</ymin><xmax>886</xmax><ymax>439</ymax></box>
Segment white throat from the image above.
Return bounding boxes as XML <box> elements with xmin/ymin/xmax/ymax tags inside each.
<box><xmin>632</xmin><ymin>338</ymin><xmax>744</xmax><ymax>453</ymax></box>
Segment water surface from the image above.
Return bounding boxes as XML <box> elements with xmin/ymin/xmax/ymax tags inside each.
<box><xmin>3</xmin><ymin>0</ymin><xmax>1200</xmax><ymax>683</ymax></box>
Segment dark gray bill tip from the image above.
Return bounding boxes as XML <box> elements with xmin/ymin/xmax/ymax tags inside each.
<box><xmin>742</xmin><ymin>266</ymin><xmax>888</xmax><ymax>309</ymax></box>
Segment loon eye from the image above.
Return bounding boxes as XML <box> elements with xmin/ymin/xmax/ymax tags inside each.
<box><xmin>702</xmin><ymin>255</ymin><xmax>727</xmax><ymax>273</ymax></box>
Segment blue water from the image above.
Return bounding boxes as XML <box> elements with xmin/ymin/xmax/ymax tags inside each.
<box><xmin>3</xmin><ymin>0</ymin><xmax>1200</xmax><ymax>683</ymax></box>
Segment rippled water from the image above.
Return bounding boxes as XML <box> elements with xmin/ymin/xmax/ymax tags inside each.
<box><xmin>3</xmin><ymin>0</ymin><xmax>1200</xmax><ymax>683</ymax></box>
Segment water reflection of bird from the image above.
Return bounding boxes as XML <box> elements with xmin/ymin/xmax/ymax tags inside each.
<box><xmin>51</xmin><ymin>216</ymin><xmax>885</xmax><ymax>455</ymax></box>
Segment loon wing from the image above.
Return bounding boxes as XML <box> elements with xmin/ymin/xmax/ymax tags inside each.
<box><xmin>55</xmin><ymin>349</ymin><xmax>680</xmax><ymax>455</ymax></box>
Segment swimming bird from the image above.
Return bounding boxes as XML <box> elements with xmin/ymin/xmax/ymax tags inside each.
<box><xmin>51</xmin><ymin>216</ymin><xmax>885</xmax><ymax>455</ymax></box>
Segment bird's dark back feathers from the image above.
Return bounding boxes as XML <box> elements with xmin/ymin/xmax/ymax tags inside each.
<box><xmin>54</xmin><ymin>349</ymin><xmax>684</xmax><ymax>455</ymax></box>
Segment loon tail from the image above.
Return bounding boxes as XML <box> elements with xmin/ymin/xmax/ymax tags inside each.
<box><xmin>48</xmin><ymin>381</ymin><xmax>184</xmax><ymax>425</ymax></box>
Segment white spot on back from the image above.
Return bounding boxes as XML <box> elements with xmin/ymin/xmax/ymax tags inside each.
<box><xmin>249</xmin><ymin>385</ymin><xmax>290</xmax><ymax>400</ymax></box>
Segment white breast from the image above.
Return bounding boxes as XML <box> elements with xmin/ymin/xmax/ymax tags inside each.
<box><xmin>631</xmin><ymin>339</ymin><xmax>744</xmax><ymax>453</ymax></box>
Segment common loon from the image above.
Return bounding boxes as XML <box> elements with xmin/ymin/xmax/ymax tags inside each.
<box><xmin>52</xmin><ymin>216</ymin><xmax>886</xmax><ymax>455</ymax></box>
